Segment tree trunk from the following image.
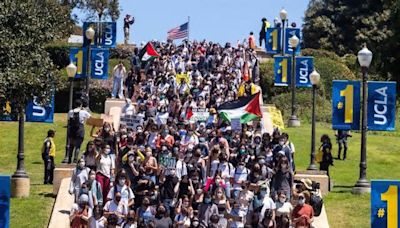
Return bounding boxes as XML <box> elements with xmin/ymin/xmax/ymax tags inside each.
<box><xmin>12</xmin><ymin>107</ymin><xmax>28</xmax><ymax>178</ymax></box>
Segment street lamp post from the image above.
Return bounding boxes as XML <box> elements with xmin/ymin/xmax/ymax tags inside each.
<box><xmin>353</xmin><ymin>44</ymin><xmax>373</xmax><ymax>194</ymax></box>
<box><xmin>279</xmin><ymin>8</ymin><xmax>287</xmax><ymax>55</ymax></box>
<box><xmin>85</xmin><ymin>27</ymin><xmax>95</xmax><ymax>108</ymax></box>
<box><xmin>288</xmin><ymin>35</ymin><xmax>300</xmax><ymax>127</ymax></box>
<box><xmin>62</xmin><ymin>62</ymin><xmax>77</xmax><ymax>163</ymax></box>
<box><xmin>308</xmin><ymin>70</ymin><xmax>320</xmax><ymax>170</ymax></box>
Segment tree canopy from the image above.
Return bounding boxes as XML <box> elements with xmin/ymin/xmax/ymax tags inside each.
<box><xmin>302</xmin><ymin>0</ymin><xmax>400</xmax><ymax>83</ymax></box>
<box><xmin>72</xmin><ymin>0</ymin><xmax>120</xmax><ymax>21</ymax></box>
<box><xmin>0</xmin><ymin>0</ymin><xmax>73</xmax><ymax>112</ymax></box>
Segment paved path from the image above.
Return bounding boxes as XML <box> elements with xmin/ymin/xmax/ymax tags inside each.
<box><xmin>48</xmin><ymin>178</ymin><xmax>73</xmax><ymax>228</ymax></box>
<box><xmin>312</xmin><ymin>205</ymin><xmax>330</xmax><ymax>228</ymax></box>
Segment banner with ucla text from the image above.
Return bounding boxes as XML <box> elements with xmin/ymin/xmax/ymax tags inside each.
<box><xmin>266</xmin><ymin>28</ymin><xmax>282</xmax><ymax>54</ymax></box>
<box><xmin>367</xmin><ymin>81</ymin><xmax>397</xmax><ymax>131</ymax></box>
<box><xmin>332</xmin><ymin>80</ymin><xmax>361</xmax><ymax>130</ymax></box>
<box><xmin>371</xmin><ymin>180</ymin><xmax>400</xmax><ymax>228</ymax></box>
<box><xmin>69</xmin><ymin>47</ymin><xmax>87</xmax><ymax>79</ymax></box>
<box><xmin>91</xmin><ymin>48</ymin><xmax>110</xmax><ymax>80</ymax></box>
<box><xmin>274</xmin><ymin>56</ymin><xmax>291</xmax><ymax>86</ymax></box>
<box><xmin>83</xmin><ymin>22</ymin><xmax>117</xmax><ymax>48</ymax></box>
<box><xmin>26</xmin><ymin>96</ymin><xmax>54</xmax><ymax>123</ymax></box>
<box><xmin>284</xmin><ymin>28</ymin><xmax>301</xmax><ymax>55</ymax></box>
<box><xmin>295</xmin><ymin>57</ymin><xmax>313</xmax><ymax>88</ymax></box>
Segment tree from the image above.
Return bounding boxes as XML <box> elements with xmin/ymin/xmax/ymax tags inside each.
<box><xmin>74</xmin><ymin>0</ymin><xmax>120</xmax><ymax>21</ymax></box>
<box><xmin>0</xmin><ymin>0</ymin><xmax>73</xmax><ymax>190</ymax></box>
<box><xmin>302</xmin><ymin>0</ymin><xmax>398</xmax><ymax>83</ymax></box>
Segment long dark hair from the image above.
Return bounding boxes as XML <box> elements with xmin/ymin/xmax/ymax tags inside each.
<box><xmin>321</xmin><ymin>134</ymin><xmax>331</xmax><ymax>144</ymax></box>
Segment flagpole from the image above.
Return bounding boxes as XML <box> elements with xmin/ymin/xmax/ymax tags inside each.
<box><xmin>188</xmin><ymin>16</ymin><xmax>190</xmax><ymax>41</ymax></box>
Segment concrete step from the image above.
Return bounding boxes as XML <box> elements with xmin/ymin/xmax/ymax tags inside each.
<box><xmin>312</xmin><ymin>205</ymin><xmax>330</xmax><ymax>228</ymax></box>
<box><xmin>48</xmin><ymin>178</ymin><xmax>74</xmax><ymax>228</ymax></box>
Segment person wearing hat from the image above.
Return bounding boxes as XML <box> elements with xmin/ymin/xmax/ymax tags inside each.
<box><xmin>42</xmin><ymin>129</ymin><xmax>56</xmax><ymax>185</ymax></box>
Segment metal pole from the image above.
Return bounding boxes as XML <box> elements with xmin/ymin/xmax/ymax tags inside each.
<box><xmin>62</xmin><ymin>79</ymin><xmax>74</xmax><ymax>163</ymax></box>
<box><xmin>12</xmin><ymin>107</ymin><xmax>28</xmax><ymax>178</ymax></box>
<box><xmin>288</xmin><ymin>50</ymin><xmax>300</xmax><ymax>127</ymax></box>
<box><xmin>281</xmin><ymin>19</ymin><xmax>285</xmax><ymax>55</ymax></box>
<box><xmin>86</xmin><ymin>41</ymin><xmax>91</xmax><ymax>107</ymax></box>
<box><xmin>353</xmin><ymin>67</ymin><xmax>370</xmax><ymax>193</ymax></box>
<box><xmin>308</xmin><ymin>84</ymin><xmax>318</xmax><ymax>170</ymax></box>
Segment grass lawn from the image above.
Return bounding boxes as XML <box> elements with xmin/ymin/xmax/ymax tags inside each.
<box><xmin>0</xmin><ymin>114</ymin><xmax>399</xmax><ymax>227</ymax></box>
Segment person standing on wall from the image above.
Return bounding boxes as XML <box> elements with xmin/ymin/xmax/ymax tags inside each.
<box><xmin>68</xmin><ymin>99</ymin><xmax>92</xmax><ymax>163</ymax></box>
<box><xmin>335</xmin><ymin>130</ymin><xmax>352</xmax><ymax>160</ymax></box>
<box><xmin>259</xmin><ymin>18</ymin><xmax>270</xmax><ymax>47</ymax></box>
<box><xmin>112</xmin><ymin>61</ymin><xmax>127</xmax><ymax>99</ymax></box>
<box><xmin>124</xmin><ymin>14</ymin><xmax>135</xmax><ymax>45</ymax></box>
<box><xmin>42</xmin><ymin>129</ymin><xmax>56</xmax><ymax>184</ymax></box>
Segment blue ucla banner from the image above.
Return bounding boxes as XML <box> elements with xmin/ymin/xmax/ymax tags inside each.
<box><xmin>69</xmin><ymin>47</ymin><xmax>87</xmax><ymax>79</ymax></box>
<box><xmin>101</xmin><ymin>22</ymin><xmax>117</xmax><ymax>48</ymax></box>
<box><xmin>0</xmin><ymin>102</ymin><xmax>18</xmax><ymax>121</ymax></box>
<box><xmin>274</xmin><ymin>56</ymin><xmax>291</xmax><ymax>86</ymax></box>
<box><xmin>266</xmin><ymin>28</ymin><xmax>282</xmax><ymax>54</ymax></box>
<box><xmin>295</xmin><ymin>57</ymin><xmax>313</xmax><ymax>88</ymax></box>
<box><xmin>284</xmin><ymin>28</ymin><xmax>301</xmax><ymax>55</ymax></box>
<box><xmin>91</xmin><ymin>48</ymin><xmax>110</xmax><ymax>80</ymax></box>
<box><xmin>0</xmin><ymin>176</ymin><xmax>10</xmax><ymax>228</ymax></box>
<box><xmin>83</xmin><ymin>22</ymin><xmax>117</xmax><ymax>48</ymax></box>
<box><xmin>26</xmin><ymin>96</ymin><xmax>54</xmax><ymax>123</ymax></box>
<box><xmin>367</xmin><ymin>81</ymin><xmax>397</xmax><ymax>131</ymax></box>
<box><xmin>371</xmin><ymin>180</ymin><xmax>400</xmax><ymax>228</ymax></box>
<box><xmin>332</xmin><ymin>80</ymin><xmax>361</xmax><ymax>130</ymax></box>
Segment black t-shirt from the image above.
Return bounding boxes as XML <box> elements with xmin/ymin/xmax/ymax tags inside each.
<box><xmin>162</xmin><ymin>175</ymin><xmax>178</xmax><ymax>199</ymax></box>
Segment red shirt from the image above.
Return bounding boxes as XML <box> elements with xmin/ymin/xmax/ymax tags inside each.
<box><xmin>292</xmin><ymin>204</ymin><xmax>314</xmax><ymax>228</ymax></box>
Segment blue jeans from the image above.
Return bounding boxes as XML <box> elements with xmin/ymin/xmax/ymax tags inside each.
<box><xmin>112</xmin><ymin>77</ymin><xmax>124</xmax><ymax>99</ymax></box>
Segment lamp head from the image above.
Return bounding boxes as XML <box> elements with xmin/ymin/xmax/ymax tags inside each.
<box><xmin>280</xmin><ymin>8</ymin><xmax>288</xmax><ymax>21</ymax></box>
<box><xmin>66</xmin><ymin>62</ymin><xmax>77</xmax><ymax>78</ymax></box>
<box><xmin>289</xmin><ymin>35</ymin><xmax>300</xmax><ymax>48</ymax></box>
<box><xmin>310</xmin><ymin>70</ymin><xmax>320</xmax><ymax>86</ymax></box>
<box><xmin>357</xmin><ymin>44</ymin><xmax>373</xmax><ymax>68</ymax></box>
<box><xmin>85</xmin><ymin>27</ymin><xmax>95</xmax><ymax>40</ymax></box>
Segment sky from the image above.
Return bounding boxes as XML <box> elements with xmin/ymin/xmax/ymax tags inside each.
<box><xmin>77</xmin><ymin>0</ymin><xmax>310</xmax><ymax>45</ymax></box>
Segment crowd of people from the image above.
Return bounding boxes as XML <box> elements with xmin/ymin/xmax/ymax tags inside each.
<box><xmin>60</xmin><ymin>38</ymin><xmax>334</xmax><ymax>228</ymax></box>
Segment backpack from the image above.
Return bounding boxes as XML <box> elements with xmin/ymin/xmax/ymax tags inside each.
<box><xmin>310</xmin><ymin>192</ymin><xmax>323</xmax><ymax>216</ymax></box>
<box><xmin>69</xmin><ymin>110</ymin><xmax>82</xmax><ymax>136</ymax></box>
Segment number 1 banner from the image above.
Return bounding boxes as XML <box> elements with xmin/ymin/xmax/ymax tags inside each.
<box><xmin>371</xmin><ymin>180</ymin><xmax>400</xmax><ymax>228</ymax></box>
<box><xmin>69</xmin><ymin>47</ymin><xmax>87</xmax><ymax>79</ymax></box>
<box><xmin>332</xmin><ymin>80</ymin><xmax>361</xmax><ymax>130</ymax></box>
<box><xmin>274</xmin><ymin>56</ymin><xmax>291</xmax><ymax>86</ymax></box>
<box><xmin>367</xmin><ymin>81</ymin><xmax>397</xmax><ymax>131</ymax></box>
<box><xmin>266</xmin><ymin>28</ymin><xmax>282</xmax><ymax>54</ymax></box>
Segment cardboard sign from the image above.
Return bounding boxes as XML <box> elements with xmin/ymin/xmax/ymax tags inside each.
<box><xmin>191</xmin><ymin>108</ymin><xmax>209</xmax><ymax>122</ymax></box>
<box><xmin>120</xmin><ymin>114</ymin><xmax>143</xmax><ymax>130</ymax></box>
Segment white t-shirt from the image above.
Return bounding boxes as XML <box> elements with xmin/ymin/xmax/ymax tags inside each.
<box><xmin>89</xmin><ymin>216</ymin><xmax>106</xmax><ymax>228</ymax></box>
<box><xmin>276</xmin><ymin>202</ymin><xmax>293</xmax><ymax>217</ymax></box>
<box><xmin>174</xmin><ymin>214</ymin><xmax>191</xmax><ymax>228</ymax></box>
<box><xmin>97</xmin><ymin>154</ymin><xmax>115</xmax><ymax>178</ymax></box>
<box><xmin>103</xmin><ymin>200</ymin><xmax>128</xmax><ymax>225</ymax></box>
<box><xmin>107</xmin><ymin>185</ymin><xmax>135</xmax><ymax>205</ymax></box>
<box><xmin>233</xmin><ymin>167</ymin><xmax>249</xmax><ymax>190</ymax></box>
<box><xmin>68</xmin><ymin>108</ymin><xmax>91</xmax><ymax>124</ymax></box>
<box><xmin>211</xmin><ymin>161</ymin><xmax>234</xmax><ymax>179</ymax></box>
<box><xmin>259</xmin><ymin>197</ymin><xmax>276</xmax><ymax>223</ymax></box>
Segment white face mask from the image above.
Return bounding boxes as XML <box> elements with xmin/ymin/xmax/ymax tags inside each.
<box><xmin>119</xmin><ymin>179</ymin><xmax>126</xmax><ymax>186</ymax></box>
<box><xmin>298</xmin><ymin>198</ymin><xmax>305</xmax><ymax>205</ymax></box>
<box><xmin>104</xmin><ymin>149</ymin><xmax>111</xmax><ymax>154</ymax></box>
<box><xmin>89</xmin><ymin>175</ymin><xmax>96</xmax><ymax>181</ymax></box>
<box><xmin>78</xmin><ymin>162</ymin><xmax>85</xmax><ymax>168</ymax></box>
<box><xmin>279</xmin><ymin>141</ymin><xmax>285</xmax><ymax>146</ymax></box>
<box><xmin>128</xmin><ymin>156</ymin><xmax>135</xmax><ymax>162</ymax></box>
<box><xmin>279</xmin><ymin>198</ymin><xmax>286</xmax><ymax>203</ymax></box>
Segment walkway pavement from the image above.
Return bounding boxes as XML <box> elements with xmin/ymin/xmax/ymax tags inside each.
<box><xmin>312</xmin><ymin>205</ymin><xmax>330</xmax><ymax>228</ymax></box>
<box><xmin>48</xmin><ymin>177</ymin><xmax>73</xmax><ymax>228</ymax></box>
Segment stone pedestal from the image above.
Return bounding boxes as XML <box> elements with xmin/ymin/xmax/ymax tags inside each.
<box><xmin>53</xmin><ymin>165</ymin><xmax>75</xmax><ymax>196</ymax></box>
<box><xmin>11</xmin><ymin>177</ymin><xmax>30</xmax><ymax>198</ymax></box>
<box><xmin>294</xmin><ymin>170</ymin><xmax>330</xmax><ymax>197</ymax></box>
<box><xmin>104</xmin><ymin>98</ymin><xmax>126</xmax><ymax>115</ymax></box>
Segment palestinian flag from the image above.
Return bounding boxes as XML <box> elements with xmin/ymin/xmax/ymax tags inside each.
<box><xmin>139</xmin><ymin>42</ymin><xmax>160</xmax><ymax>63</ymax></box>
<box><xmin>218</xmin><ymin>92</ymin><xmax>262</xmax><ymax>123</ymax></box>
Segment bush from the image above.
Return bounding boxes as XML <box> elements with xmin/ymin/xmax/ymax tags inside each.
<box><xmin>45</xmin><ymin>43</ymin><xmax>70</xmax><ymax>69</ymax></box>
<box><xmin>272</xmin><ymin>90</ymin><xmax>332</xmax><ymax>124</ymax></box>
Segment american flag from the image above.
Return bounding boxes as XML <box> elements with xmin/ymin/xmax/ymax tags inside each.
<box><xmin>167</xmin><ymin>22</ymin><xmax>189</xmax><ymax>40</ymax></box>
